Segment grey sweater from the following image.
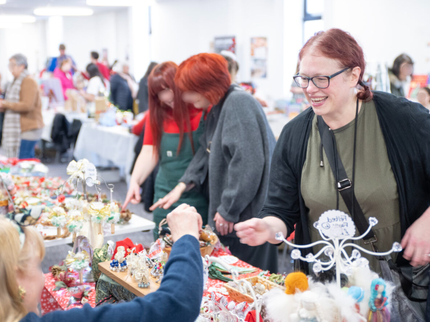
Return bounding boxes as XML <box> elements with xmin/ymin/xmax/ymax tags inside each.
<box><xmin>180</xmin><ymin>87</ymin><xmax>276</xmax><ymax>238</ymax></box>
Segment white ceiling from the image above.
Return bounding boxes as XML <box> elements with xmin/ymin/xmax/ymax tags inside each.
<box><xmin>0</xmin><ymin>0</ymin><xmax>126</xmax><ymax>16</ymax></box>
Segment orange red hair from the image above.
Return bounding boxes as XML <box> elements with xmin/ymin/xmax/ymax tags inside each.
<box><xmin>175</xmin><ymin>53</ymin><xmax>231</xmax><ymax>105</ymax></box>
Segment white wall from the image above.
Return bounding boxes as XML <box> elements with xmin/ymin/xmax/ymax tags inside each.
<box><xmin>150</xmin><ymin>0</ymin><xmax>292</xmax><ymax>100</ymax></box>
<box><xmin>324</xmin><ymin>0</ymin><xmax>430</xmax><ymax>74</ymax></box>
<box><xmin>63</xmin><ymin>9</ymin><xmax>129</xmax><ymax>72</ymax></box>
<box><xmin>0</xmin><ymin>20</ymin><xmax>47</xmax><ymax>83</ymax></box>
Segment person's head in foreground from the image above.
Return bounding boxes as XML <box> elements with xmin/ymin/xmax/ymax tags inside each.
<box><xmin>0</xmin><ymin>219</ymin><xmax>45</xmax><ymax>322</ymax></box>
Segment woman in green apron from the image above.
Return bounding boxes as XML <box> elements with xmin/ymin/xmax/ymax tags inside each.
<box><xmin>123</xmin><ymin>62</ymin><xmax>208</xmax><ymax>239</ymax></box>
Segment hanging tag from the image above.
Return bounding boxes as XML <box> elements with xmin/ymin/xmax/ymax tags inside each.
<box><xmin>85</xmin><ymin>163</ymin><xmax>98</xmax><ymax>187</ymax></box>
<box><xmin>313</xmin><ymin>210</ymin><xmax>356</xmax><ymax>239</ymax></box>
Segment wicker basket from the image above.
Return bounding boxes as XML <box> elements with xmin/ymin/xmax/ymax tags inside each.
<box><xmin>164</xmin><ymin>233</ymin><xmax>218</xmax><ymax>258</ymax></box>
<box><xmin>224</xmin><ymin>276</ymin><xmax>285</xmax><ymax>303</ymax></box>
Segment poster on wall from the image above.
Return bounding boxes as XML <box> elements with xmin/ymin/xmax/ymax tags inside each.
<box><xmin>250</xmin><ymin>37</ymin><xmax>268</xmax><ymax>78</ymax></box>
<box><xmin>214</xmin><ymin>36</ymin><xmax>236</xmax><ymax>54</ymax></box>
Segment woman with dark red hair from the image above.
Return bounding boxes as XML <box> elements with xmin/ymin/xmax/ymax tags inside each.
<box><xmin>123</xmin><ymin>62</ymin><xmax>208</xmax><ymax>238</ymax></box>
<box><xmin>236</xmin><ymin>29</ymin><xmax>430</xmax><ymax>319</ymax></box>
<box><xmin>152</xmin><ymin>53</ymin><xmax>278</xmax><ymax>272</ymax></box>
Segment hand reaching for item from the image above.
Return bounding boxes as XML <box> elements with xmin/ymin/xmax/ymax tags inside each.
<box><xmin>150</xmin><ymin>183</ymin><xmax>186</xmax><ymax>211</ymax></box>
<box><xmin>235</xmin><ymin>218</ymin><xmax>273</xmax><ymax>246</ymax></box>
<box><xmin>122</xmin><ymin>181</ymin><xmax>141</xmax><ymax>210</ymax></box>
<box><xmin>214</xmin><ymin>212</ymin><xmax>234</xmax><ymax>236</ymax></box>
<box><xmin>167</xmin><ymin>203</ymin><xmax>202</xmax><ymax>242</ymax></box>
<box><xmin>401</xmin><ymin>207</ymin><xmax>430</xmax><ymax>267</ymax></box>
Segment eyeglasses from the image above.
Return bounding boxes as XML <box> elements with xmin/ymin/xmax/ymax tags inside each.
<box><xmin>293</xmin><ymin>67</ymin><xmax>350</xmax><ymax>89</ymax></box>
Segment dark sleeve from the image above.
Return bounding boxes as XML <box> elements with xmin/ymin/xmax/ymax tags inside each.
<box><xmin>409</xmin><ymin>101</ymin><xmax>430</xmax><ymax>183</ymax></box>
<box><xmin>258</xmin><ymin>125</ymin><xmax>301</xmax><ymax>238</ymax></box>
<box><xmin>26</xmin><ymin>235</ymin><xmax>203</xmax><ymax>322</ymax></box>
<box><xmin>109</xmin><ymin>75</ymin><xmax>118</xmax><ymax>105</ymax></box>
<box><xmin>216</xmin><ymin>96</ymin><xmax>266</xmax><ymax>223</ymax></box>
<box><xmin>179</xmin><ymin>130</ymin><xmax>208</xmax><ymax>191</ymax></box>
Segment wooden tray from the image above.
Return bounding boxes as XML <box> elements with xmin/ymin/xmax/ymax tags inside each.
<box><xmin>224</xmin><ymin>276</ymin><xmax>285</xmax><ymax>304</ymax></box>
<box><xmin>99</xmin><ymin>261</ymin><xmax>160</xmax><ymax>297</ymax></box>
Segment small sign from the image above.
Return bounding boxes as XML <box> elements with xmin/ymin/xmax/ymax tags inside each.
<box><xmin>313</xmin><ymin>210</ymin><xmax>356</xmax><ymax>239</ymax></box>
<box><xmin>166</xmin><ymin>151</ymin><xmax>173</xmax><ymax>157</ymax></box>
<box><xmin>85</xmin><ymin>163</ymin><xmax>98</xmax><ymax>187</ymax></box>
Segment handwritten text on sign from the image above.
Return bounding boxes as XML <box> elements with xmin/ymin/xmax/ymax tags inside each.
<box><xmin>313</xmin><ymin>210</ymin><xmax>356</xmax><ymax>239</ymax></box>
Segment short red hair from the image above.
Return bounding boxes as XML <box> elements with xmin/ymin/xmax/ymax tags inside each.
<box><xmin>299</xmin><ymin>28</ymin><xmax>372</xmax><ymax>102</ymax></box>
<box><xmin>175</xmin><ymin>53</ymin><xmax>231</xmax><ymax>105</ymax></box>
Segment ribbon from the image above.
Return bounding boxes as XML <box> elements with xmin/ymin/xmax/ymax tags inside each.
<box><xmin>88</xmin><ymin>202</ymin><xmax>110</xmax><ymax>223</ymax></box>
<box><xmin>49</xmin><ymin>206</ymin><xmax>67</xmax><ymax>228</ymax></box>
<box><xmin>66</xmin><ymin>159</ymin><xmax>90</xmax><ymax>183</ymax></box>
<box><xmin>65</xmin><ymin>250</ymin><xmax>90</xmax><ymax>271</ymax></box>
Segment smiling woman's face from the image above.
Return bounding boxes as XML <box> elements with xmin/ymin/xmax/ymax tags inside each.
<box><xmin>299</xmin><ymin>51</ymin><xmax>359</xmax><ymax>119</ymax></box>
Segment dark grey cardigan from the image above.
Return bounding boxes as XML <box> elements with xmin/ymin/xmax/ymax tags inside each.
<box><xmin>180</xmin><ymin>86</ymin><xmax>276</xmax><ymax>238</ymax></box>
<box><xmin>259</xmin><ymin>91</ymin><xmax>430</xmax><ymax>265</ymax></box>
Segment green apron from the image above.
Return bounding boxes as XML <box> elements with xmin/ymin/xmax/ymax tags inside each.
<box><xmin>152</xmin><ymin>117</ymin><xmax>208</xmax><ymax>239</ymax></box>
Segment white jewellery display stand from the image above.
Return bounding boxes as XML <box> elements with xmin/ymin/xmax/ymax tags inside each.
<box><xmin>275</xmin><ymin>210</ymin><xmax>403</xmax><ymax>288</ymax></box>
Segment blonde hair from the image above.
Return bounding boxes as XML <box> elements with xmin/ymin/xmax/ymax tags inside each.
<box><xmin>0</xmin><ymin>219</ymin><xmax>45</xmax><ymax>322</ymax></box>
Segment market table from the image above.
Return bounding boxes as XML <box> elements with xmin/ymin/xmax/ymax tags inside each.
<box><xmin>43</xmin><ymin>215</ymin><xmax>155</xmax><ymax>248</ymax></box>
<box><xmin>73</xmin><ymin>122</ymin><xmax>138</xmax><ymax>183</ymax></box>
<box><xmin>41</xmin><ymin>109</ymin><xmax>89</xmax><ymax>142</ymax></box>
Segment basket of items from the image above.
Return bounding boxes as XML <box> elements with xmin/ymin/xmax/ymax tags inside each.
<box><xmin>159</xmin><ymin>219</ymin><xmax>218</xmax><ymax>258</ymax></box>
<box><xmin>224</xmin><ymin>276</ymin><xmax>285</xmax><ymax>304</ymax></box>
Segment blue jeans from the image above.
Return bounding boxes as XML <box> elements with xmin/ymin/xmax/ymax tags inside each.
<box><xmin>19</xmin><ymin>139</ymin><xmax>37</xmax><ymax>159</ymax></box>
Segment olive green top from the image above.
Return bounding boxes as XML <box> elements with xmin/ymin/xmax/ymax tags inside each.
<box><xmin>301</xmin><ymin>100</ymin><xmax>401</xmax><ymax>273</ymax></box>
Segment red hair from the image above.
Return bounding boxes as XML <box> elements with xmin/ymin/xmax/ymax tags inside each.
<box><xmin>175</xmin><ymin>53</ymin><xmax>231</xmax><ymax>105</ymax></box>
<box><xmin>299</xmin><ymin>28</ymin><xmax>372</xmax><ymax>102</ymax></box>
<box><xmin>148</xmin><ymin>62</ymin><xmax>194</xmax><ymax>155</ymax></box>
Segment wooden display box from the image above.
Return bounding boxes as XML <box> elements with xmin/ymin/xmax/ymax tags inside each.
<box><xmin>224</xmin><ymin>276</ymin><xmax>285</xmax><ymax>304</ymax></box>
<box><xmin>99</xmin><ymin>261</ymin><xmax>160</xmax><ymax>297</ymax></box>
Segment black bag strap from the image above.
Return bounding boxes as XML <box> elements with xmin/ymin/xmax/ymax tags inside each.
<box><xmin>317</xmin><ymin>115</ymin><xmax>376</xmax><ymax>241</ymax></box>
<box><xmin>317</xmin><ymin>114</ymin><xmax>429</xmax><ymax>303</ymax></box>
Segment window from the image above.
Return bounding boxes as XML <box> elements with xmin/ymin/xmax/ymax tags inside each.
<box><xmin>303</xmin><ymin>0</ymin><xmax>324</xmax><ymax>43</ymax></box>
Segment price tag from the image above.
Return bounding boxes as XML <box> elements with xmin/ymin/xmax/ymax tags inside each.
<box><xmin>313</xmin><ymin>210</ymin><xmax>356</xmax><ymax>239</ymax></box>
<box><xmin>84</xmin><ymin>163</ymin><xmax>98</xmax><ymax>187</ymax></box>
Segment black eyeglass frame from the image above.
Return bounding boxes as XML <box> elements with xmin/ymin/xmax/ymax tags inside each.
<box><xmin>293</xmin><ymin>67</ymin><xmax>350</xmax><ymax>89</ymax></box>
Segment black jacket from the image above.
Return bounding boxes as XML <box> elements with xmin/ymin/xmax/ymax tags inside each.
<box><xmin>110</xmin><ymin>74</ymin><xmax>133</xmax><ymax>111</ymax></box>
<box><xmin>260</xmin><ymin>91</ymin><xmax>430</xmax><ymax>263</ymax></box>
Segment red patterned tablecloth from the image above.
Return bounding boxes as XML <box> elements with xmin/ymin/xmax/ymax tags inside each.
<box><xmin>41</xmin><ymin>273</ymin><xmax>96</xmax><ymax>315</ymax></box>
<box><xmin>203</xmin><ymin>248</ymin><xmax>264</xmax><ymax>303</ymax></box>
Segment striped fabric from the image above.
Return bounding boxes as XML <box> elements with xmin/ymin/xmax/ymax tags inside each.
<box><xmin>2</xmin><ymin>69</ymin><xmax>29</xmax><ymax>158</ymax></box>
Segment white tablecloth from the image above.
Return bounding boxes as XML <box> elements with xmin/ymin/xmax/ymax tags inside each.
<box><xmin>43</xmin><ymin>215</ymin><xmax>155</xmax><ymax>248</ymax></box>
<box><xmin>73</xmin><ymin>122</ymin><xmax>138</xmax><ymax>183</ymax></box>
<box><xmin>42</xmin><ymin>110</ymin><xmax>89</xmax><ymax>142</ymax></box>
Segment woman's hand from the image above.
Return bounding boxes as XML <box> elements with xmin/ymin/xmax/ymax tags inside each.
<box><xmin>235</xmin><ymin>218</ymin><xmax>274</xmax><ymax>246</ymax></box>
<box><xmin>150</xmin><ymin>182</ymin><xmax>186</xmax><ymax>211</ymax></box>
<box><xmin>214</xmin><ymin>212</ymin><xmax>234</xmax><ymax>236</ymax></box>
<box><xmin>401</xmin><ymin>207</ymin><xmax>430</xmax><ymax>266</ymax></box>
<box><xmin>167</xmin><ymin>204</ymin><xmax>202</xmax><ymax>242</ymax></box>
<box><xmin>122</xmin><ymin>180</ymin><xmax>141</xmax><ymax>210</ymax></box>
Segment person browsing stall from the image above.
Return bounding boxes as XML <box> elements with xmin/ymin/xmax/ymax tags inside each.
<box><xmin>123</xmin><ymin>62</ymin><xmax>208</xmax><ymax>238</ymax></box>
<box><xmin>1</xmin><ymin>203</ymin><xmax>203</xmax><ymax>322</ymax></box>
<box><xmin>152</xmin><ymin>54</ymin><xmax>278</xmax><ymax>272</ymax></box>
<box><xmin>0</xmin><ymin>54</ymin><xmax>44</xmax><ymax>159</ymax></box>
<box><xmin>235</xmin><ymin>29</ymin><xmax>430</xmax><ymax>318</ymax></box>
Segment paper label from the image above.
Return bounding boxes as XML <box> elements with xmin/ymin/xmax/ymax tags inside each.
<box><xmin>313</xmin><ymin>210</ymin><xmax>356</xmax><ymax>239</ymax></box>
<box><xmin>84</xmin><ymin>163</ymin><xmax>98</xmax><ymax>187</ymax></box>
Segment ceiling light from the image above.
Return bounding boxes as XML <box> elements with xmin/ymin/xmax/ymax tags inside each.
<box><xmin>0</xmin><ymin>15</ymin><xmax>36</xmax><ymax>23</ymax></box>
<box><xmin>0</xmin><ymin>22</ymin><xmax>22</xmax><ymax>29</ymax></box>
<box><xmin>34</xmin><ymin>7</ymin><xmax>94</xmax><ymax>16</ymax></box>
<box><xmin>0</xmin><ymin>0</ymin><xmax>6</xmax><ymax>4</ymax></box>
<box><xmin>86</xmin><ymin>0</ymin><xmax>136</xmax><ymax>6</ymax></box>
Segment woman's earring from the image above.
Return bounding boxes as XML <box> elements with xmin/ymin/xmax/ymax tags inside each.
<box><xmin>18</xmin><ymin>286</ymin><xmax>26</xmax><ymax>301</ymax></box>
